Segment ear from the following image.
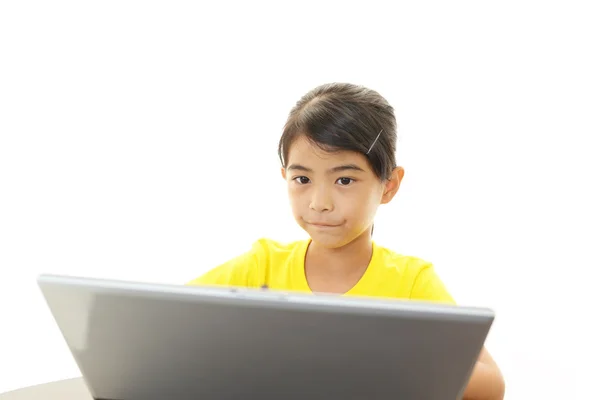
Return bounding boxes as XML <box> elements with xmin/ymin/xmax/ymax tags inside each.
<box><xmin>281</xmin><ymin>167</ymin><xmax>286</xmax><ymax>180</ymax></box>
<box><xmin>381</xmin><ymin>167</ymin><xmax>404</xmax><ymax>204</ymax></box>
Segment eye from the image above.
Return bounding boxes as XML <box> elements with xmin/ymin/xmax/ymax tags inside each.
<box><xmin>293</xmin><ymin>176</ymin><xmax>310</xmax><ymax>184</ymax></box>
<box><xmin>336</xmin><ymin>177</ymin><xmax>355</xmax><ymax>186</ymax></box>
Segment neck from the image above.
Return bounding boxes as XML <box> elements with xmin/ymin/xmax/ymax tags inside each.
<box><xmin>306</xmin><ymin>228</ymin><xmax>374</xmax><ymax>276</ymax></box>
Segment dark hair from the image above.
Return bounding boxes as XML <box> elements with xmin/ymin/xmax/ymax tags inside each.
<box><xmin>278</xmin><ymin>83</ymin><xmax>397</xmax><ymax>181</ymax></box>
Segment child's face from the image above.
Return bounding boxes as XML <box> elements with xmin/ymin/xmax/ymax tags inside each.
<box><xmin>282</xmin><ymin>136</ymin><xmax>402</xmax><ymax>249</ymax></box>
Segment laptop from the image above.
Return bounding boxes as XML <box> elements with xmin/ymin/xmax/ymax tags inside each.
<box><xmin>37</xmin><ymin>274</ymin><xmax>494</xmax><ymax>400</ymax></box>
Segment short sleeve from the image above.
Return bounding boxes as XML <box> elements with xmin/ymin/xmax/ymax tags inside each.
<box><xmin>409</xmin><ymin>264</ymin><xmax>455</xmax><ymax>304</ymax></box>
<box><xmin>186</xmin><ymin>243</ymin><xmax>264</xmax><ymax>288</ymax></box>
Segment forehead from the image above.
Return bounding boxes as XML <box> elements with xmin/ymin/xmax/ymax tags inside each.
<box><xmin>287</xmin><ymin>136</ymin><xmax>369</xmax><ymax>169</ymax></box>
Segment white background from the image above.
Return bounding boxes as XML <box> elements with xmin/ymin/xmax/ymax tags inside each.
<box><xmin>1</xmin><ymin>1</ymin><xmax>599</xmax><ymax>398</ymax></box>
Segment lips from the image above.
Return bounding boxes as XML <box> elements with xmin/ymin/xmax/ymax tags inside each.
<box><xmin>308</xmin><ymin>222</ymin><xmax>341</xmax><ymax>228</ymax></box>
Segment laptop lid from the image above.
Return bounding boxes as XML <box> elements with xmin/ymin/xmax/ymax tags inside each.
<box><xmin>38</xmin><ymin>274</ymin><xmax>494</xmax><ymax>400</ymax></box>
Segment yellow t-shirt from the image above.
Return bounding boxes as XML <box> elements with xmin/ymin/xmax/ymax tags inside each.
<box><xmin>188</xmin><ymin>238</ymin><xmax>455</xmax><ymax>304</ymax></box>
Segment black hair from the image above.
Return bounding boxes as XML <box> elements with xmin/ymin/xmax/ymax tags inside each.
<box><xmin>278</xmin><ymin>82</ymin><xmax>397</xmax><ymax>181</ymax></box>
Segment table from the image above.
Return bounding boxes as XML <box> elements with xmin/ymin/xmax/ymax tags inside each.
<box><xmin>0</xmin><ymin>378</ymin><xmax>91</xmax><ymax>400</ymax></box>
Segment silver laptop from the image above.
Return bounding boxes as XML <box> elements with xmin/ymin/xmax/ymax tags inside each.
<box><xmin>37</xmin><ymin>274</ymin><xmax>494</xmax><ymax>400</ymax></box>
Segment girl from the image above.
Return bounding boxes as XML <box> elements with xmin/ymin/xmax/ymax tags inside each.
<box><xmin>188</xmin><ymin>83</ymin><xmax>505</xmax><ymax>400</ymax></box>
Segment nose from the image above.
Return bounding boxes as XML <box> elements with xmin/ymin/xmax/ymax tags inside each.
<box><xmin>309</xmin><ymin>184</ymin><xmax>334</xmax><ymax>212</ymax></box>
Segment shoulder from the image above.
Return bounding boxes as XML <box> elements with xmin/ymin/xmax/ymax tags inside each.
<box><xmin>374</xmin><ymin>243</ymin><xmax>433</xmax><ymax>276</ymax></box>
<box><xmin>248</xmin><ymin>237</ymin><xmax>306</xmax><ymax>262</ymax></box>
<box><xmin>373</xmin><ymin>243</ymin><xmax>455</xmax><ymax>304</ymax></box>
<box><xmin>187</xmin><ymin>238</ymin><xmax>306</xmax><ymax>287</ymax></box>
<box><xmin>252</xmin><ymin>237</ymin><xmax>304</xmax><ymax>252</ymax></box>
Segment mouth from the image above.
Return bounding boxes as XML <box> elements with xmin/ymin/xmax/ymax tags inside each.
<box><xmin>307</xmin><ymin>222</ymin><xmax>342</xmax><ymax>228</ymax></box>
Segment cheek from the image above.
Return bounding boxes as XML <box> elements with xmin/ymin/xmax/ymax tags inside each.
<box><xmin>343</xmin><ymin>189</ymin><xmax>380</xmax><ymax>220</ymax></box>
<box><xmin>287</xmin><ymin>188</ymin><xmax>305</xmax><ymax>213</ymax></box>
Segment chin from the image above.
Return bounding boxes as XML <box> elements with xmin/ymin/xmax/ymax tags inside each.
<box><xmin>310</xmin><ymin>238</ymin><xmax>345</xmax><ymax>249</ymax></box>
<box><xmin>304</xmin><ymin>229</ymin><xmax>353</xmax><ymax>249</ymax></box>
<box><xmin>309</xmin><ymin>227</ymin><xmax>372</xmax><ymax>250</ymax></box>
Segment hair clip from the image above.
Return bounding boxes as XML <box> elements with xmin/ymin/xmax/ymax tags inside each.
<box><xmin>366</xmin><ymin>129</ymin><xmax>383</xmax><ymax>155</ymax></box>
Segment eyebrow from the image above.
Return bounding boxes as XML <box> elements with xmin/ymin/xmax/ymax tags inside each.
<box><xmin>287</xmin><ymin>164</ymin><xmax>366</xmax><ymax>173</ymax></box>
